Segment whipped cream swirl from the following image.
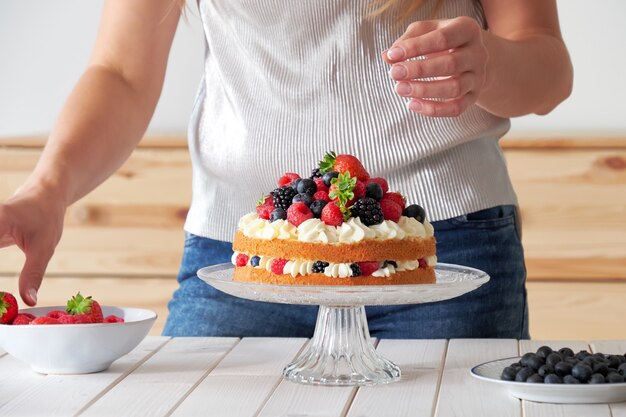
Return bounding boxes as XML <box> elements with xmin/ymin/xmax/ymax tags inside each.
<box><xmin>238</xmin><ymin>212</ymin><xmax>434</xmax><ymax>243</ymax></box>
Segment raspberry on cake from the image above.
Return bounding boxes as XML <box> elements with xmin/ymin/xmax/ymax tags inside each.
<box><xmin>231</xmin><ymin>152</ymin><xmax>437</xmax><ymax>285</ymax></box>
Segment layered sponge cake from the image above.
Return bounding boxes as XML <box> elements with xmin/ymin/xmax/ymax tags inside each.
<box><xmin>231</xmin><ymin>152</ymin><xmax>437</xmax><ymax>285</ymax></box>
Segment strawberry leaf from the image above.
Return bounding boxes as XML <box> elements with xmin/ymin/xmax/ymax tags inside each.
<box><xmin>0</xmin><ymin>293</ymin><xmax>8</xmax><ymax>316</ymax></box>
<box><xmin>66</xmin><ymin>292</ymin><xmax>94</xmax><ymax>315</ymax></box>
<box><xmin>329</xmin><ymin>171</ymin><xmax>356</xmax><ymax>220</ymax></box>
<box><xmin>319</xmin><ymin>151</ymin><xmax>337</xmax><ymax>174</ymax></box>
<box><xmin>340</xmin><ymin>205</ymin><xmax>352</xmax><ymax>221</ymax></box>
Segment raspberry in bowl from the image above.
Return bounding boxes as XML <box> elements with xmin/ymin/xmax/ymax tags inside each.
<box><xmin>0</xmin><ymin>292</ymin><xmax>156</xmax><ymax>374</ymax></box>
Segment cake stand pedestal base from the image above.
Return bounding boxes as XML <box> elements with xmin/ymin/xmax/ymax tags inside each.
<box><xmin>282</xmin><ymin>305</ymin><xmax>401</xmax><ymax>386</ymax></box>
<box><xmin>199</xmin><ymin>263</ymin><xmax>490</xmax><ymax>386</ymax></box>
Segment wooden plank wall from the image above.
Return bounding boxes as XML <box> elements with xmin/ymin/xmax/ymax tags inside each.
<box><xmin>1</xmin><ymin>136</ymin><xmax>625</xmax><ymax>338</ymax></box>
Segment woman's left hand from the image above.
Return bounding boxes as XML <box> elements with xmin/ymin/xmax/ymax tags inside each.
<box><xmin>383</xmin><ymin>16</ymin><xmax>489</xmax><ymax>117</ymax></box>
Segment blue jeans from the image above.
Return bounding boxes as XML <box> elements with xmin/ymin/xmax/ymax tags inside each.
<box><xmin>163</xmin><ymin>205</ymin><xmax>529</xmax><ymax>339</ymax></box>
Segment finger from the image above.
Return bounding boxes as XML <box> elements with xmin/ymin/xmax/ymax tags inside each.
<box><xmin>18</xmin><ymin>245</ymin><xmax>54</xmax><ymax>306</ymax></box>
<box><xmin>390</xmin><ymin>49</ymin><xmax>473</xmax><ymax>80</ymax></box>
<box><xmin>407</xmin><ymin>92</ymin><xmax>477</xmax><ymax>118</ymax></box>
<box><xmin>399</xmin><ymin>20</ymin><xmax>440</xmax><ymax>41</ymax></box>
<box><xmin>386</xmin><ymin>17</ymin><xmax>478</xmax><ymax>62</ymax></box>
<box><xmin>395</xmin><ymin>72</ymin><xmax>474</xmax><ymax>100</ymax></box>
<box><xmin>382</xmin><ymin>20</ymin><xmax>441</xmax><ymax>64</ymax></box>
<box><xmin>0</xmin><ymin>210</ymin><xmax>14</xmax><ymax>249</ymax></box>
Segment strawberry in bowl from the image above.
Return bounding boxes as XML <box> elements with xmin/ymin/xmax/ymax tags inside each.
<box><xmin>0</xmin><ymin>292</ymin><xmax>18</xmax><ymax>324</ymax></box>
<box><xmin>0</xmin><ymin>291</ymin><xmax>156</xmax><ymax>374</ymax></box>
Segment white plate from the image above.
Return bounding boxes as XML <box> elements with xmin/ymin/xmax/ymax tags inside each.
<box><xmin>471</xmin><ymin>357</ymin><xmax>626</xmax><ymax>404</ymax></box>
<box><xmin>197</xmin><ymin>263</ymin><xmax>489</xmax><ymax>307</ymax></box>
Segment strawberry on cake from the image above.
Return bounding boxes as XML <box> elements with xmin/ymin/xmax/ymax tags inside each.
<box><xmin>232</xmin><ymin>152</ymin><xmax>437</xmax><ymax>285</ymax></box>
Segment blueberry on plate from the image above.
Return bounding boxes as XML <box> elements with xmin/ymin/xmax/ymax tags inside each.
<box><xmin>538</xmin><ymin>364</ymin><xmax>555</xmax><ymax>377</ymax></box>
<box><xmin>608</xmin><ymin>355</ymin><xmax>623</xmax><ymax>369</ymax></box>
<box><xmin>617</xmin><ymin>363</ymin><xmax>626</xmax><ymax>375</ymax></box>
<box><xmin>544</xmin><ymin>374</ymin><xmax>563</xmax><ymax>384</ymax></box>
<box><xmin>607</xmin><ymin>372</ymin><xmax>625</xmax><ymax>383</ymax></box>
<box><xmin>563</xmin><ymin>375</ymin><xmax>581</xmax><ymax>384</ymax></box>
<box><xmin>582</xmin><ymin>356</ymin><xmax>596</xmax><ymax>367</ymax></box>
<box><xmin>528</xmin><ymin>356</ymin><xmax>545</xmax><ymax>372</ymax></box>
<box><xmin>501</xmin><ymin>366</ymin><xmax>518</xmax><ymax>381</ymax></box>
<box><xmin>526</xmin><ymin>374</ymin><xmax>544</xmax><ymax>383</ymax></box>
<box><xmin>515</xmin><ymin>367</ymin><xmax>535</xmax><ymax>382</ymax></box>
<box><xmin>576</xmin><ymin>350</ymin><xmax>591</xmax><ymax>361</ymax></box>
<box><xmin>546</xmin><ymin>352</ymin><xmax>563</xmax><ymax>366</ymax></box>
<box><xmin>536</xmin><ymin>346</ymin><xmax>553</xmax><ymax>360</ymax></box>
<box><xmin>558</xmin><ymin>347</ymin><xmax>575</xmax><ymax>358</ymax></box>
<box><xmin>593</xmin><ymin>363</ymin><xmax>610</xmax><ymax>376</ymax></box>
<box><xmin>590</xmin><ymin>373</ymin><xmax>606</xmax><ymax>384</ymax></box>
<box><xmin>521</xmin><ymin>353</ymin><xmax>539</xmax><ymax>367</ymax></box>
<box><xmin>554</xmin><ymin>361</ymin><xmax>573</xmax><ymax>377</ymax></box>
<box><xmin>593</xmin><ymin>353</ymin><xmax>608</xmax><ymax>362</ymax></box>
<box><xmin>571</xmin><ymin>363</ymin><xmax>593</xmax><ymax>383</ymax></box>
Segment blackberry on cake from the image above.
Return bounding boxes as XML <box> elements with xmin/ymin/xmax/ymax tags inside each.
<box><xmin>271</xmin><ymin>186</ymin><xmax>298</xmax><ymax>211</ymax></box>
<box><xmin>351</xmin><ymin>197</ymin><xmax>384</xmax><ymax>226</ymax></box>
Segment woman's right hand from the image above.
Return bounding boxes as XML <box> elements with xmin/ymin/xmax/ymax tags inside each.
<box><xmin>0</xmin><ymin>185</ymin><xmax>66</xmax><ymax>306</ymax></box>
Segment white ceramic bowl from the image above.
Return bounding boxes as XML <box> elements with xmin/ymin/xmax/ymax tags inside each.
<box><xmin>0</xmin><ymin>306</ymin><xmax>156</xmax><ymax>374</ymax></box>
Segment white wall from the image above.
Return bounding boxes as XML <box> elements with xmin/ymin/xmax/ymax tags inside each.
<box><xmin>0</xmin><ymin>0</ymin><xmax>624</xmax><ymax>137</ymax></box>
<box><xmin>0</xmin><ymin>0</ymin><xmax>205</xmax><ymax>137</ymax></box>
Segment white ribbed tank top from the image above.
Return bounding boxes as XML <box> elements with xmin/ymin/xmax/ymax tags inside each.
<box><xmin>184</xmin><ymin>0</ymin><xmax>518</xmax><ymax>242</ymax></box>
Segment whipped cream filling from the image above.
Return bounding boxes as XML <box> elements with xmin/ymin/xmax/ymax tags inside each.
<box><xmin>232</xmin><ymin>251</ymin><xmax>437</xmax><ymax>278</ymax></box>
<box><xmin>238</xmin><ymin>213</ymin><xmax>434</xmax><ymax>243</ymax></box>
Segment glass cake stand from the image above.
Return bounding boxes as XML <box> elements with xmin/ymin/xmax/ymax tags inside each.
<box><xmin>197</xmin><ymin>263</ymin><xmax>489</xmax><ymax>386</ymax></box>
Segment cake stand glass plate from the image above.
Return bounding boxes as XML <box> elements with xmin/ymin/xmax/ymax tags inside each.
<box><xmin>471</xmin><ymin>357</ymin><xmax>626</xmax><ymax>404</ymax></box>
<box><xmin>198</xmin><ymin>263</ymin><xmax>489</xmax><ymax>386</ymax></box>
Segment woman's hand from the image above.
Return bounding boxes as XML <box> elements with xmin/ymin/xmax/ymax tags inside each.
<box><xmin>0</xmin><ymin>186</ymin><xmax>66</xmax><ymax>306</ymax></box>
<box><xmin>383</xmin><ymin>16</ymin><xmax>489</xmax><ymax>117</ymax></box>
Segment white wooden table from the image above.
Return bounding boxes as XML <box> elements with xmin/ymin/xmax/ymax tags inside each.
<box><xmin>1</xmin><ymin>337</ymin><xmax>626</xmax><ymax>416</ymax></box>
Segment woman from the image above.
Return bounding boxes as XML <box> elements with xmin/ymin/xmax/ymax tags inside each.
<box><xmin>0</xmin><ymin>0</ymin><xmax>572</xmax><ymax>338</ymax></box>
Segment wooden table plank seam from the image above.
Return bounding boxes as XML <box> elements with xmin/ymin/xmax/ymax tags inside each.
<box><xmin>429</xmin><ymin>339</ymin><xmax>450</xmax><ymax>417</ymax></box>
<box><xmin>250</xmin><ymin>376</ymin><xmax>291</xmax><ymax>417</ymax></box>
<box><xmin>254</xmin><ymin>338</ymin><xmax>354</xmax><ymax>417</ymax></box>
<box><xmin>436</xmin><ymin>339</ymin><xmax>522</xmax><ymax>417</ymax></box>
<box><xmin>73</xmin><ymin>336</ymin><xmax>172</xmax><ymax>417</ymax></box>
<box><xmin>248</xmin><ymin>339</ymin><xmax>311</xmax><ymax>417</ymax></box>
<box><xmin>162</xmin><ymin>338</ymin><xmax>243</xmax><ymax>417</ymax></box>
<box><xmin>78</xmin><ymin>337</ymin><xmax>241</xmax><ymax>417</ymax></box>
<box><xmin>168</xmin><ymin>337</ymin><xmax>309</xmax><ymax>417</ymax></box>
<box><xmin>339</xmin><ymin>388</ymin><xmax>360</xmax><ymax>417</ymax></box>
<box><xmin>253</xmin><ymin>338</ymin><xmax>370</xmax><ymax>417</ymax></box>
<box><xmin>344</xmin><ymin>339</ymin><xmax>449</xmax><ymax>417</ymax></box>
